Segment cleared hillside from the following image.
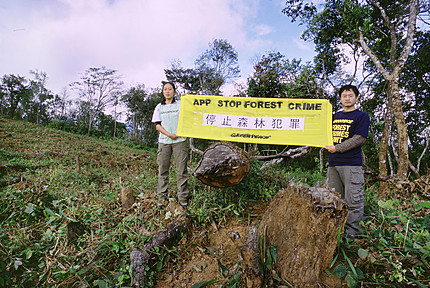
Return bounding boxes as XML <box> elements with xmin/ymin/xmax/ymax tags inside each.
<box><xmin>1</xmin><ymin>117</ymin><xmax>429</xmax><ymax>288</ymax></box>
<box><xmin>0</xmin><ymin>117</ymin><xmax>164</xmax><ymax>287</ymax></box>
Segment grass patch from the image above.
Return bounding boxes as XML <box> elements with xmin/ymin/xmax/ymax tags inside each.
<box><xmin>0</xmin><ymin>117</ymin><xmax>429</xmax><ymax>287</ymax></box>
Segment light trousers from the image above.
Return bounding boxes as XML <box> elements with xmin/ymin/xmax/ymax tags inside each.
<box><xmin>157</xmin><ymin>141</ymin><xmax>189</xmax><ymax>204</ymax></box>
<box><xmin>327</xmin><ymin>166</ymin><xmax>364</xmax><ymax>236</ymax></box>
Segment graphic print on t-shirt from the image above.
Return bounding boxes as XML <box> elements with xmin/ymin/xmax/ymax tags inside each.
<box><xmin>332</xmin><ymin>118</ymin><xmax>354</xmax><ymax>144</ymax></box>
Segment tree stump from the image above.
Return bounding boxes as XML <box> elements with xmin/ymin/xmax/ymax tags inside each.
<box><xmin>121</xmin><ymin>187</ymin><xmax>135</xmax><ymax>210</ymax></box>
<box><xmin>258</xmin><ymin>186</ymin><xmax>348</xmax><ymax>288</ymax></box>
<box><xmin>193</xmin><ymin>141</ymin><xmax>251</xmax><ymax>188</ymax></box>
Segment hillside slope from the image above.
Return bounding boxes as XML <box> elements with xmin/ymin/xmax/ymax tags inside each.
<box><xmin>0</xmin><ymin>117</ymin><xmax>163</xmax><ymax>287</ymax></box>
<box><xmin>0</xmin><ymin>117</ymin><xmax>270</xmax><ymax>288</ymax></box>
<box><xmin>1</xmin><ymin>117</ymin><xmax>429</xmax><ymax>288</ymax></box>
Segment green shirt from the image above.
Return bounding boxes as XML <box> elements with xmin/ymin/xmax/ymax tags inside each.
<box><xmin>152</xmin><ymin>99</ymin><xmax>186</xmax><ymax>144</ymax></box>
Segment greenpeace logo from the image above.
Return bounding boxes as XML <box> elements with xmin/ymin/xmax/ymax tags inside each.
<box><xmin>230</xmin><ymin>133</ymin><xmax>271</xmax><ymax>139</ymax></box>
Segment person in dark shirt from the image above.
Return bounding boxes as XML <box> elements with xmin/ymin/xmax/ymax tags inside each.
<box><xmin>325</xmin><ymin>84</ymin><xmax>370</xmax><ymax>239</ymax></box>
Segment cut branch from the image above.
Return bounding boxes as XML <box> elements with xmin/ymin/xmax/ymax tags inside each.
<box><xmin>252</xmin><ymin>146</ymin><xmax>309</xmax><ymax>161</ymax></box>
<box><xmin>0</xmin><ymin>177</ymin><xmax>30</xmax><ymax>188</ymax></box>
<box><xmin>131</xmin><ymin>217</ymin><xmax>190</xmax><ymax>287</ymax></box>
<box><xmin>188</xmin><ymin>138</ymin><xmax>203</xmax><ymax>156</ymax></box>
<box><xmin>408</xmin><ymin>132</ymin><xmax>429</xmax><ymax>178</ymax></box>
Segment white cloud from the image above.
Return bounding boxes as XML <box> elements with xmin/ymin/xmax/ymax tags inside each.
<box><xmin>293</xmin><ymin>38</ymin><xmax>313</xmax><ymax>51</ymax></box>
<box><xmin>0</xmin><ymin>0</ymin><xmax>312</xmax><ymax>99</ymax></box>
<box><xmin>253</xmin><ymin>24</ymin><xmax>273</xmax><ymax>36</ymax></box>
<box><xmin>0</xmin><ymin>0</ymin><xmax>254</xmax><ymax>94</ymax></box>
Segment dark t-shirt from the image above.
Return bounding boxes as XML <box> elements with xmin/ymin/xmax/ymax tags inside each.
<box><xmin>328</xmin><ymin>109</ymin><xmax>370</xmax><ymax>166</ymax></box>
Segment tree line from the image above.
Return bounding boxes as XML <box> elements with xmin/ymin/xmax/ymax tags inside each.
<box><xmin>1</xmin><ymin>1</ymin><xmax>429</xmax><ymax>185</ymax></box>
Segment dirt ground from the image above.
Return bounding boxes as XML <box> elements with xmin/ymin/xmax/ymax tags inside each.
<box><xmin>154</xmin><ymin>219</ymin><xmax>258</xmax><ymax>288</ymax></box>
<box><xmin>153</xmin><ymin>202</ymin><xmax>268</xmax><ymax>288</ymax></box>
<box><xmin>152</xmin><ymin>186</ymin><xmax>347</xmax><ymax>288</ymax></box>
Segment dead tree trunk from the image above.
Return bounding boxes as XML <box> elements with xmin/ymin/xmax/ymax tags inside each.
<box><xmin>130</xmin><ymin>217</ymin><xmax>190</xmax><ymax>287</ymax></box>
<box><xmin>258</xmin><ymin>186</ymin><xmax>348</xmax><ymax>288</ymax></box>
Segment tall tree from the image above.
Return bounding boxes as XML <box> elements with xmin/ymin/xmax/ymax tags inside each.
<box><xmin>164</xmin><ymin>60</ymin><xmax>202</xmax><ymax>94</ymax></box>
<box><xmin>398</xmin><ymin>30</ymin><xmax>430</xmax><ymax>177</ymax></box>
<box><xmin>122</xmin><ymin>84</ymin><xmax>163</xmax><ymax>146</ymax></box>
<box><xmin>51</xmin><ymin>87</ymin><xmax>72</xmax><ymax>120</ymax></box>
<box><xmin>0</xmin><ymin>74</ymin><xmax>31</xmax><ymax>119</ymax></box>
<box><xmin>248</xmin><ymin>52</ymin><xmax>289</xmax><ymax>98</ymax></box>
<box><xmin>195</xmin><ymin>39</ymin><xmax>240</xmax><ymax>94</ymax></box>
<box><xmin>248</xmin><ymin>52</ymin><xmax>322</xmax><ymax>99</ymax></box>
<box><xmin>165</xmin><ymin>39</ymin><xmax>240</xmax><ymax>95</ymax></box>
<box><xmin>93</xmin><ymin>112</ymin><xmax>127</xmax><ymax>139</ymax></box>
<box><xmin>28</xmin><ymin>70</ymin><xmax>53</xmax><ymax>124</ymax></box>
<box><xmin>71</xmin><ymin>67</ymin><xmax>124</xmax><ymax>137</ymax></box>
<box><xmin>283</xmin><ymin>0</ymin><xmax>422</xmax><ymax>180</ymax></box>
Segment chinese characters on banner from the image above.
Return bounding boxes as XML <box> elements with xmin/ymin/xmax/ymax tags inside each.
<box><xmin>177</xmin><ymin>95</ymin><xmax>333</xmax><ymax>147</ymax></box>
<box><xmin>203</xmin><ymin>113</ymin><xmax>305</xmax><ymax>131</ymax></box>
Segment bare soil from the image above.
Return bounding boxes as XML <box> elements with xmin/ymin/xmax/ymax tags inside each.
<box><xmin>154</xmin><ymin>202</ymin><xmax>269</xmax><ymax>288</ymax></box>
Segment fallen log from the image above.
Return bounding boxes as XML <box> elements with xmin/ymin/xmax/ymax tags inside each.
<box><xmin>0</xmin><ymin>163</ymin><xmax>28</xmax><ymax>171</ymax></box>
<box><xmin>190</xmin><ymin>140</ymin><xmax>309</xmax><ymax>187</ymax></box>
<box><xmin>258</xmin><ymin>185</ymin><xmax>348</xmax><ymax>288</ymax></box>
<box><xmin>193</xmin><ymin>141</ymin><xmax>251</xmax><ymax>188</ymax></box>
<box><xmin>130</xmin><ymin>216</ymin><xmax>190</xmax><ymax>287</ymax></box>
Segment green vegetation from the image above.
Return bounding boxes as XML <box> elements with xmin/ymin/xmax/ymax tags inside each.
<box><xmin>1</xmin><ymin>118</ymin><xmax>429</xmax><ymax>287</ymax></box>
<box><xmin>1</xmin><ymin>1</ymin><xmax>428</xmax><ymax>287</ymax></box>
<box><xmin>326</xmin><ymin>187</ymin><xmax>430</xmax><ymax>287</ymax></box>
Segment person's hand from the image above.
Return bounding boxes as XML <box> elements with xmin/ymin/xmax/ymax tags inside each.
<box><xmin>169</xmin><ymin>133</ymin><xmax>178</xmax><ymax>140</ymax></box>
<box><xmin>325</xmin><ymin>145</ymin><xmax>336</xmax><ymax>153</ymax></box>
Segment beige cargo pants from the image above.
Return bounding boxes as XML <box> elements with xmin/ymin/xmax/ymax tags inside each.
<box><xmin>327</xmin><ymin>166</ymin><xmax>365</xmax><ymax>237</ymax></box>
<box><xmin>157</xmin><ymin>141</ymin><xmax>189</xmax><ymax>205</ymax></box>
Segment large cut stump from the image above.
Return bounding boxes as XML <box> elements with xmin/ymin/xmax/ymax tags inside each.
<box><xmin>258</xmin><ymin>186</ymin><xmax>348</xmax><ymax>287</ymax></box>
<box><xmin>194</xmin><ymin>141</ymin><xmax>251</xmax><ymax>188</ymax></box>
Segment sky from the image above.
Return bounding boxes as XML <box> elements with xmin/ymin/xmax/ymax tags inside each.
<box><xmin>0</xmin><ymin>0</ymin><xmax>315</xmax><ymax>98</ymax></box>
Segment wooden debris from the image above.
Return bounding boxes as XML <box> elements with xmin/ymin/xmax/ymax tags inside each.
<box><xmin>365</xmin><ymin>169</ymin><xmax>430</xmax><ymax>198</ymax></box>
<box><xmin>257</xmin><ymin>186</ymin><xmax>348</xmax><ymax>287</ymax></box>
<box><xmin>0</xmin><ymin>177</ymin><xmax>30</xmax><ymax>188</ymax></box>
<box><xmin>193</xmin><ymin>141</ymin><xmax>251</xmax><ymax>188</ymax></box>
<box><xmin>66</xmin><ymin>221</ymin><xmax>86</xmax><ymax>243</ymax></box>
<box><xmin>131</xmin><ymin>216</ymin><xmax>190</xmax><ymax>287</ymax></box>
<box><xmin>121</xmin><ymin>188</ymin><xmax>136</xmax><ymax>210</ymax></box>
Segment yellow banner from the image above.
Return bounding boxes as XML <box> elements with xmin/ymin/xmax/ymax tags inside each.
<box><xmin>177</xmin><ymin>95</ymin><xmax>333</xmax><ymax>147</ymax></box>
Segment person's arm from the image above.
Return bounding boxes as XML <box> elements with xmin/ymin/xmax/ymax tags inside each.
<box><xmin>335</xmin><ymin>134</ymin><xmax>366</xmax><ymax>153</ymax></box>
<box><xmin>326</xmin><ymin>134</ymin><xmax>366</xmax><ymax>153</ymax></box>
<box><xmin>155</xmin><ymin>124</ymin><xmax>178</xmax><ymax>140</ymax></box>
